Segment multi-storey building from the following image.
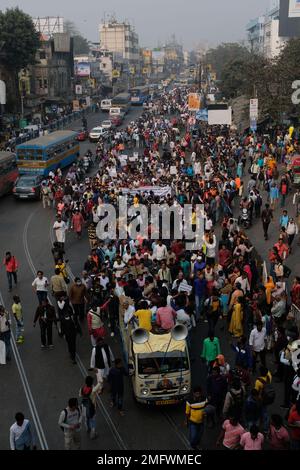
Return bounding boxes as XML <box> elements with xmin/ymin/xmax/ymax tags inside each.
<box><xmin>99</xmin><ymin>19</ymin><xmax>139</xmax><ymax>64</ymax></box>
<box><xmin>246</xmin><ymin>0</ymin><xmax>289</xmax><ymax>59</ymax></box>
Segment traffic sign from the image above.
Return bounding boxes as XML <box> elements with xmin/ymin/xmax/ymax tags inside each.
<box><xmin>249</xmin><ymin>98</ymin><xmax>258</xmax><ymax>118</ymax></box>
<box><xmin>250</xmin><ymin>117</ymin><xmax>257</xmax><ymax>132</ymax></box>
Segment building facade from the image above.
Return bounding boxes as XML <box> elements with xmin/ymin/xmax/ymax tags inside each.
<box><xmin>99</xmin><ymin>20</ymin><xmax>139</xmax><ymax>63</ymax></box>
<box><xmin>246</xmin><ymin>0</ymin><xmax>288</xmax><ymax>59</ymax></box>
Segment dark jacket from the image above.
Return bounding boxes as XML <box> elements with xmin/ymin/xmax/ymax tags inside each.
<box><xmin>108</xmin><ymin>366</ymin><xmax>128</xmax><ymax>394</ymax></box>
<box><xmin>34</xmin><ymin>304</ymin><xmax>56</xmax><ymax>324</ymax></box>
<box><xmin>95</xmin><ymin>343</ymin><xmax>113</xmax><ymax>369</ymax></box>
<box><xmin>206</xmin><ymin>374</ymin><xmax>227</xmax><ymax>405</ymax></box>
<box><xmin>61</xmin><ymin>310</ymin><xmax>82</xmax><ymax>339</ymax></box>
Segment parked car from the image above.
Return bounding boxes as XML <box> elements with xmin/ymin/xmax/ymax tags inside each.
<box><xmin>13</xmin><ymin>175</ymin><xmax>43</xmax><ymax>200</ymax></box>
<box><xmin>89</xmin><ymin>127</ymin><xmax>108</xmax><ymax>142</ymax></box>
<box><xmin>76</xmin><ymin>129</ymin><xmax>89</xmax><ymax>141</ymax></box>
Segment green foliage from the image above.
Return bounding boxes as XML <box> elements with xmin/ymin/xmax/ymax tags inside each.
<box><xmin>206</xmin><ymin>39</ymin><xmax>300</xmax><ymax>121</ymax></box>
<box><xmin>0</xmin><ymin>8</ymin><xmax>40</xmax><ymax>70</ymax></box>
<box><xmin>205</xmin><ymin>43</ymin><xmax>251</xmax><ymax>80</ymax></box>
<box><xmin>64</xmin><ymin>19</ymin><xmax>90</xmax><ymax>55</ymax></box>
<box><xmin>73</xmin><ymin>36</ymin><xmax>90</xmax><ymax>55</ymax></box>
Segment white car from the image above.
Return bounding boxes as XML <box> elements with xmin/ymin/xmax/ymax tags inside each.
<box><xmin>101</xmin><ymin>120</ymin><xmax>114</xmax><ymax>130</ymax></box>
<box><xmin>100</xmin><ymin>99</ymin><xmax>112</xmax><ymax>112</ymax></box>
<box><xmin>89</xmin><ymin>127</ymin><xmax>108</xmax><ymax>142</ymax></box>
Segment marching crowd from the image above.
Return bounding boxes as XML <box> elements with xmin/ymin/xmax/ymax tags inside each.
<box><xmin>4</xmin><ymin>86</ymin><xmax>300</xmax><ymax>450</ymax></box>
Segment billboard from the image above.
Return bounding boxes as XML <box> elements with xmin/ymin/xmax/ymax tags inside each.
<box><xmin>188</xmin><ymin>93</ymin><xmax>201</xmax><ymax>111</ymax></box>
<box><xmin>279</xmin><ymin>0</ymin><xmax>300</xmax><ymax>36</ymax></box>
<box><xmin>75</xmin><ymin>62</ymin><xmax>91</xmax><ymax>77</ymax></box>
<box><xmin>289</xmin><ymin>0</ymin><xmax>300</xmax><ymax>17</ymax></box>
<box><xmin>152</xmin><ymin>51</ymin><xmax>165</xmax><ymax>65</ymax></box>
<box><xmin>249</xmin><ymin>99</ymin><xmax>258</xmax><ymax>119</ymax></box>
<box><xmin>33</xmin><ymin>17</ymin><xmax>64</xmax><ymax>37</ymax></box>
<box><xmin>208</xmin><ymin>108</ymin><xmax>232</xmax><ymax>126</ymax></box>
<box><xmin>73</xmin><ymin>100</ymin><xmax>80</xmax><ymax>111</ymax></box>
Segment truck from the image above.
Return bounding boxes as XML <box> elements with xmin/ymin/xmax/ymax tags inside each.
<box><xmin>119</xmin><ymin>296</ymin><xmax>191</xmax><ymax>406</ymax></box>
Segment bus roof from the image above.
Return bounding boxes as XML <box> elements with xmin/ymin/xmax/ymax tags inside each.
<box><xmin>130</xmin><ymin>85</ymin><xmax>148</xmax><ymax>91</ymax></box>
<box><xmin>133</xmin><ymin>332</ymin><xmax>186</xmax><ymax>354</ymax></box>
<box><xmin>16</xmin><ymin>131</ymin><xmax>77</xmax><ymax>150</ymax></box>
<box><xmin>113</xmin><ymin>92</ymin><xmax>130</xmax><ymax>99</ymax></box>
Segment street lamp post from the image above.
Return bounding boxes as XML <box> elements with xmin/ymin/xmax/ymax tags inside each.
<box><xmin>21</xmin><ymin>94</ymin><xmax>24</xmax><ymax>119</ymax></box>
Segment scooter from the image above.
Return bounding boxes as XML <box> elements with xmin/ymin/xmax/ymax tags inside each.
<box><xmin>238</xmin><ymin>208</ymin><xmax>251</xmax><ymax>229</ymax></box>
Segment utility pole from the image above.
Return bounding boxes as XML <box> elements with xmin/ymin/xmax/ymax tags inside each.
<box><xmin>198</xmin><ymin>61</ymin><xmax>202</xmax><ymax>93</ymax></box>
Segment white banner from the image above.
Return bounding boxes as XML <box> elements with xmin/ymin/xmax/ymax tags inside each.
<box><xmin>208</xmin><ymin>108</ymin><xmax>232</xmax><ymax>126</ymax></box>
<box><xmin>120</xmin><ymin>186</ymin><xmax>172</xmax><ymax>197</ymax></box>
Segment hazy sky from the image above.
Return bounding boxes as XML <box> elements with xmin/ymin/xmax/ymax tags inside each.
<box><xmin>2</xmin><ymin>0</ymin><xmax>272</xmax><ymax>48</ymax></box>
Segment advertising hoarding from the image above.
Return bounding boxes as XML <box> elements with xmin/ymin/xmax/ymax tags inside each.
<box><xmin>188</xmin><ymin>93</ymin><xmax>201</xmax><ymax>111</ymax></box>
<box><xmin>208</xmin><ymin>108</ymin><xmax>232</xmax><ymax>126</ymax></box>
<box><xmin>279</xmin><ymin>0</ymin><xmax>300</xmax><ymax>36</ymax></box>
<box><xmin>75</xmin><ymin>62</ymin><xmax>91</xmax><ymax>77</ymax></box>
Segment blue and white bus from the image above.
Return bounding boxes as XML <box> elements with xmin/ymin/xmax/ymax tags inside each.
<box><xmin>16</xmin><ymin>130</ymin><xmax>79</xmax><ymax>176</ymax></box>
<box><xmin>130</xmin><ymin>86</ymin><xmax>150</xmax><ymax>105</ymax></box>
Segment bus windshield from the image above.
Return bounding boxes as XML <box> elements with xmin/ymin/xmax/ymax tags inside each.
<box><xmin>137</xmin><ymin>351</ymin><xmax>189</xmax><ymax>375</ymax></box>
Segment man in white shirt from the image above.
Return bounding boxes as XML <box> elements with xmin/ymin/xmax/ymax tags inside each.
<box><xmin>32</xmin><ymin>270</ymin><xmax>49</xmax><ymax>304</ymax></box>
<box><xmin>53</xmin><ymin>214</ymin><xmax>67</xmax><ymax>250</ymax></box>
<box><xmin>123</xmin><ymin>300</ymin><xmax>136</xmax><ymax>328</ymax></box>
<box><xmin>10</xmin><ymin>413</ymin><xmax>36</xmax><ymax>450</ymax></box>
<box><xmin>152</xmin><ymin>240</ymin><xmax>168</xmax><ymax>261</ymax></box>
<box><xmin>234</xmin><ymin>272</ymin><xmax>250</xmax><ymax>294</ymax></box>
<box><xmin>249</xmin><ymin>322</ymin><xmax>267</xmax><ymax>373</ymax></box>
<box><xmin>113</xmin><ymin>257</ymin><xmax>126</xmax><ymax>280</ymax></box>
<box><xmin>172</xmin><ymin>272</ymin><xmax>191</xmax><ymax>293</ymax></box>
<box><xmin>99</xmin><ymin>272</ymin><xmax>110</xmax><ymax>292</ymax></box>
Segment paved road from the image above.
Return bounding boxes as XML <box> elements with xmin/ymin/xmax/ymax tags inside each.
<box><xmin>0</xmin><ymin>107</ymin><xmax>193</xmax><ymax>451</ymax></box>
<box><xmin>0</xmin><ymin>108</ymin><xmax>298</xmax><ymax>450</ymax></box>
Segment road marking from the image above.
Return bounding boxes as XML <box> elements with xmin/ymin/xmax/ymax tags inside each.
<box><xmin>0</xmin><ymin>291</ymin><xmax>49</xmax><ymax>450</ymax></box>
<box><xmin>162</xmin><ymin>411</ymin><xmax>190</xmax><ymax>449</ymax></box>
<box><xmin>24</xmin><ymin>212</ymin><xmax>128</xmax><ymax>450</ymax></box>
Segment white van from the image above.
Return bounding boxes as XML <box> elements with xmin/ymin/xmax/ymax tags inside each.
<box><xmin>100</xmin><ymin>99</ymin><xmax>112</xmax><ymax>112</ymax></box>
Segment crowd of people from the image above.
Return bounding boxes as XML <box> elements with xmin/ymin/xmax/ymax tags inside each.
<box><xmin>3</xmin><ymin>85</ymin><xmax>300</xmax><ymax>450</ymax></box>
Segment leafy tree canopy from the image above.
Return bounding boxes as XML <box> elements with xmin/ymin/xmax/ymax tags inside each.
<box><xmin>0</xmin><ymin>8</ymin><xmax>40</xmax><ymax>70</ymax></box>
<box><xmin>64</xmin><ymin>20</ymin><xmax>90</xmax><ymax>55</ymax></box>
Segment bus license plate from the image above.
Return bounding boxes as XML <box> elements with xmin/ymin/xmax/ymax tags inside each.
<box><xmin>155</xmin><ymin>399</ymin><xmax>179</xmax><ymax>406</ymax></box>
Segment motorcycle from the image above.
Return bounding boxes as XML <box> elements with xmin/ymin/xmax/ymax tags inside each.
<box><xmin>238</xmin><ymin>208</ymin><xmax>251</xmax><ymax>229</ymax></box>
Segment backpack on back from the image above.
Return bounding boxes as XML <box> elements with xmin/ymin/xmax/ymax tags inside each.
<box><xmin>258</xmin><ymin>377</ymin><xmax>275</xmax><ymax>405</ymax></box>
<box><xmin>228</xmin><ymin>389</ymin><xmax>244</xmax><ymax>416</ymax></box>
<box><xmin>81</xmin><ymin>390</ymin><xmax>95</xmax><ymax>419</ymax></box>
<box><xmin>60</xmin><ymin>407</ymin><xmax>81</xmax><ymax>431</ymax></box>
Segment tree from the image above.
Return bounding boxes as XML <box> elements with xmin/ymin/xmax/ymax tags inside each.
<box><xmin>0</xmin><ymin>8</ymin><xmax>40</xmax><ymax>71</ymax></box>
<box><xmin>205</xmin><ymin>43</ymin><xmax>251</xmax><ymax>79</ymax></box>
<box><xmin>64</xmin><ymin>19</ymin><xmax>90</xmax><ymax>55</ymax></box>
